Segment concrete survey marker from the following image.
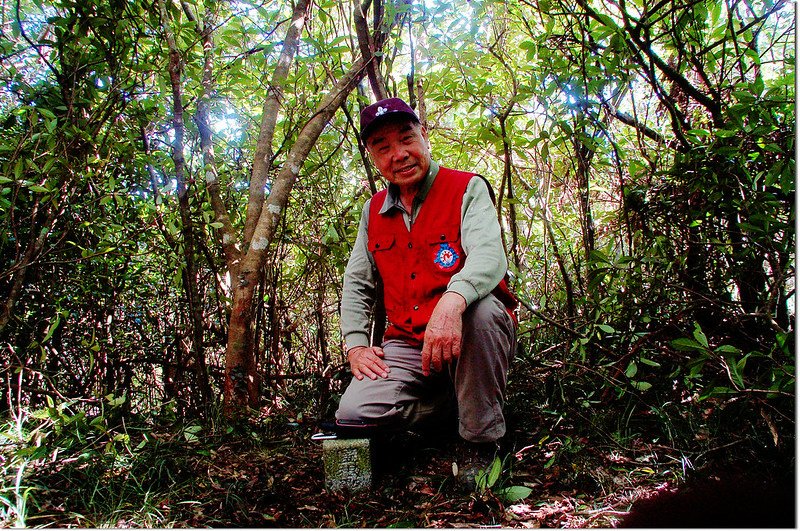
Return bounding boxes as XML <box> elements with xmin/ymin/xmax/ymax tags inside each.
<box><xmin>322</xmin><ymin>438</ymin><xmax>372</xmax><ymax>492</ymax></box>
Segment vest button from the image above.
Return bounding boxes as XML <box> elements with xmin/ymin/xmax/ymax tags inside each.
<box><xmin>408</xmin><ymin>242</ymin><xmax>413</xmax><ymax>249</ymax></box>
<box><xmin>413</xmin><ymin>305</ymin><xmax>419</xmax><ymax>310</ymax></box>
<box><xmin>410</xmin><ymin>273</ymin><xmax>416</xmax><ymax>279</ymax></box>
<box><xmin>440</xmin><ymin>234</ymin><xmax>446</xmax><ymax>240</ymax></box>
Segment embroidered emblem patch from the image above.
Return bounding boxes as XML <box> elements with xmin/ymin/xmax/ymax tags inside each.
<box><xmin>433</xmin><ymin>243</ymin><xmax>460</xmax><ymax>271</ymax></box>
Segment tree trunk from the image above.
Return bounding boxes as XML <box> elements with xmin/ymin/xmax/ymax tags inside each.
<box><xmin>0</xmin><ymin>206</ymin><xmax>52</xmax><ymax>333</ymax></box>
<box><xmin>355</xmin><ymin>0</ymin><xmax>388</xmax><ymax>100</ymax></box>
<box><xmin>573</xmin><ymin>130</ymin><xmax>596</xmax><ymax>265</ymax></box>
<box><xmin>160</xmin><ymin>0</ymin><xmax>212</xmax><ymax>409</ymax></box>
<box><xmin>544</xmin><ymin>212</ymin><xmax>576</xmax><ymax>318</ymax></box>
<box><xmin>498</xmin><ymin>116</ymin><xmax>521</xmax><ymax>272</ymax></box>
<box><xmin>223</xmin><ymin>55</ymin><xmax>371</xmax><ymax>411</ymax></box>
<box><xmin>243</xmin><ymin>0</ymin><xmax>311</xmax><ymax>245</ymax></box>
<box><xmin>224</xmin><ymin>270</ymin><xmax>261</xmax><ymax>409</ymax></box>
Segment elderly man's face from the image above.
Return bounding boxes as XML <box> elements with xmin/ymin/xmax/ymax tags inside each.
<box><xmin>365</xmin><ymin>118</ymin><xmax>431</xmax><ymax>193</ymax></box>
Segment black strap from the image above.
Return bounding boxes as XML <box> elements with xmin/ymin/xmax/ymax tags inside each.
<box><xmin>475</xmin><ymin>174</ymin><xmax>497</xmax><ymax>205</ymax></box>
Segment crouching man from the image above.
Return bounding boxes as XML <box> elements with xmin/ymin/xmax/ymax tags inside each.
<box><xmin>336</xmin><ymin>97</ymin><xmax>518</xmax><ymax>486</ymax></box>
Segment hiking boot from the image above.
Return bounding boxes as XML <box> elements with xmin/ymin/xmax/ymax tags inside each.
<box><xmin>451</xmin><ymin>440</ymin><xmax>500</xmax><ymax>492</ymax></box>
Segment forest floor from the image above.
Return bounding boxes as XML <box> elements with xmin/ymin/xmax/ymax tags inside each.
<box><xmin>20</xmin><ymin>408</ymin><xmax>796</xmax><ymax>528</ymax></box>
<box><xmin>24</xmin><ymin>407</ymin><xmax>687</xmax><ymax>528</ymax></box>
<box><xmin>18</xmin><ymin>376</ymin><xmax>793</xmax><ymax>527</ymax></box>
<box><xmin>157</xmin><ymin>426</ymin><xmax>660</xmax><ymax>528</ymax></box>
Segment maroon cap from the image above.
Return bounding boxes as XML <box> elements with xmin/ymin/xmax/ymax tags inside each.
<box><xmin>360</xmin><ymin>97</ymin><xmax>420</xmax><ymax>141</ymax></box>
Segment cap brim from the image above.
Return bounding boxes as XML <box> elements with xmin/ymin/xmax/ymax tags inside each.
<box><xmin>361</xmin><ymin>111</ymin><xmax>420</xmax><ymax>141</ymax></box>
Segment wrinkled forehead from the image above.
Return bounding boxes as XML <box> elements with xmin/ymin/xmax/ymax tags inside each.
<box><xmin>364</xmin><ymin>115</ymin><xmax>421</xmax><ymax>147</ymax></box>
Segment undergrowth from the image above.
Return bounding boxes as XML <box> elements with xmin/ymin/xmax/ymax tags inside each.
<box><xmin>2</xmin><ymin>350</ymin><xmax>794</xmax><ymax>528</ymax></box>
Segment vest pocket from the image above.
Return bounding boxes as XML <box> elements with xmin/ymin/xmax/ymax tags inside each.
<box><xmin>426</xmin><ymin>225</ymin><xmax>460</xmax><ymax>246</ymax></box>
<box><xmin>368</xmin><ymin>234</ymin><xmax>395</xmax><ymax>253</ymax></box>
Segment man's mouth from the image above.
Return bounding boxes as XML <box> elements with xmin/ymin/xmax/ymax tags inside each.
<box><xmin>394</xmin><ymin>163</ymin><xmax>417</xmax><ymax>176</ymax></box>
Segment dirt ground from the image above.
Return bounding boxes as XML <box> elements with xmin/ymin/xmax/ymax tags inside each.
<box><xmin>27</xmin><ymin>407</ymin><xmax>793</xmax><ymax>528</ymax></box>
<box><xmin>167</xmin><ymin>422</ymin><xmax>670</xmax><ymax>528</ymax></box>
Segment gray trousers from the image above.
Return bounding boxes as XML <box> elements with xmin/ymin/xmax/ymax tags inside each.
<box><xmin>336</xmin><ymin>294</ymin><xmax>516</xmax><ymax>443</ymax></box>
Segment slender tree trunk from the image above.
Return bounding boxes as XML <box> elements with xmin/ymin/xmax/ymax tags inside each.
<box><xmin>221</xmin><ymin>0</ymin><xmax>404</xmax><ymax>412</ymax></box>
<box><xmin>224</xmin><ymin>56</ymin><xmax>371</xmax><ymax>411</ymax></box>
<box><xmin>159</xmin><ymin>0</ymin><xmax>211</xmax><ymax>408</ymax></box>
<box><xmin>0</xmin><ymin>211</ymin><xmax>50</xmax><ymax>333</ymax></box>
<box><xmin>191</xmin><ymin>7</ymin><xmax>226</xmax><ymax>408</ymax></box>
<box><xmin>498</xmin><ymin>116</ymin><xmax>520</xmax><ymax>272</ymax></box>
<box><xmin>573</xmin><ymin>131</ymin><xmax>595</xmax><ymax>264</ymax></box>
<box><xmin>355</xmin><ymin>0</ymin><xmax>388</xmax><ymax>100</ymax></box>
<box><xmin>243</xmin><ymin>0</ymin><xmax>311</xmax><ymax>246</ymax></box>
<box><xmin>212</xmin><ymin>0</ymin><xmax>309</xmax><ymax>412</ymax></box>
<box><xmin>543</xmin><ymin>211</ymin><xmax>576</xmax><ymax>318</ymax></box>
<box><xmin>191</xmin><ymin>4</ymin><xmax>238</xmax><ymax>268</ymax></box>
<box><xmin>224</xmin><ymin>273</ymin><xmax>260</xmax><ymax>409</ymax></box>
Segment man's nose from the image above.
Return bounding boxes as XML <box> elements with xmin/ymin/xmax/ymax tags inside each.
<box><xmin>390</xmin><ymin>145</ymin><xmax>409</xmax><ymax>160</ymax></box>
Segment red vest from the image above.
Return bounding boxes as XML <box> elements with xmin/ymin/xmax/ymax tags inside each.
<box><xmin>367</xmin><ymin>166</ymin><xmax>516</xmax><ymax>345</ymax></box>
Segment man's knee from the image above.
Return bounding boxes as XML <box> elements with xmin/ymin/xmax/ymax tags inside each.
<box><xmin>336</xmin><ymin>380</ymin><xmax>402</xmax><ymax>423</ymax></box>
<box><xmin>336</xmin><ymin>386</ymin><xmax>375</xmax><ymax>421</ymax></box>
<box><xmin>459</xmin><ymin>294</ymin><xmax>516</xmax><ymax>369</ymax></box>
<box><xmin>464</xmin><ymin>293</ymin><xmax>514</xmax><ymax>332</ymax></box>
<box><xmin>335</xmin><ymin>390</ymin><xmax>360</xmax><ymax>421</ymax></box>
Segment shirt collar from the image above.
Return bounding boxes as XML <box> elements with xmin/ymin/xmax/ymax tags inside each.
<box><xmin>379</xmin><ymin>159</ymin><xmax>440</xmax><ymax>215</ymax></box>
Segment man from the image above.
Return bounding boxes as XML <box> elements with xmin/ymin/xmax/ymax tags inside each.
<box><xmin>336</xmin><ymin>97</ymin><xmax>517</xmax><ymax>485</ymax></box>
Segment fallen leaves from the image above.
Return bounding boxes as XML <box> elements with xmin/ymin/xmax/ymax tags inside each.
<box><xmin>25</xmin><ymin>414</ymin><xmax>707</xmax><ymax>528</ymax></box>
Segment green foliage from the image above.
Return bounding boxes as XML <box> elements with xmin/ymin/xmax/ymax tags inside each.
<box><xmin>503</xmin><ymin>0</ymin><xmax>795</xmax><ymax>457</ymax></box>
<box><xmin>475</xmin><ymin>455</ymin><xmax>503</xmax><ymax>493</ymax></box>
<box><xmin>0</xmin><ymin>2</ymin><xmax>794</xmax><ymax>524</ymax></box>
<box><xmin>1</xmin><ymin>396</ymin><xmax>127</xmax><ymax>527</ymax></box>
<box><xmin>0</xmin><ymin>442</ymin><xmax>31</xmax><ymax>528</ymax></box>
<box><xmin>474</xmin><ymin>455</ymin><xmax>533</xmax><ymax>503</ymax></box>
<box><xmin>0</xmin><ymin>395</ymin><xmax>241</xmax><ymax>527</ymax></box>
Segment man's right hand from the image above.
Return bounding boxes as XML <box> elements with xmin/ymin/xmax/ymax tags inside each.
<box><xmin>347</xmin><ymin>346</ymin><xmax>390</xmax><ymax>381</ymax></box>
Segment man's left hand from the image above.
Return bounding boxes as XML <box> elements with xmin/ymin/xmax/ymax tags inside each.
<box><xmin>421</xmin><ymin>292</ymin><xmax>467</xmax><ymax>376</ymax></box>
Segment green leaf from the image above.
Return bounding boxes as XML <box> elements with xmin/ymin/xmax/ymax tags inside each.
<box><xmin>42</xmin><ymin>313</ymin><xmax>61</xmax><ymax>343</ymax></box>
<box><xmin>183</xmin><ymin>424</ymin><xmax>203</xmax><ymax>443</ymax></box>
<box><xmin>105</xmin><ymin>393</ymin><xmax>126</xmax><ymax>406</ymax></box>
<box><xmin>487</xmin><ymin>456</ymin><xmax>502</xmax><ymax>488</ymax></box>
<box><xmin>497</xmin><ymin>485</ymin><xmax>533</xmax><ymax>503</ymax></box>
<box><xmin>387</xmin><ymin>521</ymin><xmax>416</xmax><ymax>528</ymax></box>
<box><xmin>714</xmin><ymin>129</ymin><xmax>737</xmax><ymax>138</ymax></box>
<box><xmin>715</xmin><ymin>344</ymin><xmax>740</xmax><ymax>354</ymax></box>
<box><xmin>625</xmin><ymin>361</ymin><xmax>638</xmax><ymax>378</ymax></box>
<box><xmin>639</xmin><ymin>358</ymin><xmax>661</xmax><ymax>368</ymax></box>
<box><xmin>31</xmin><ymin>408</ymin><xmax>52</xmax><ymax>420</ymax></box>
<box><xmin>728</xmin><ymin>358</ymin><xmax>745</xmax><ymax>389</ymax></box>
<box><xmin>670</xmin><ymin>338</ymin><xmax>704</xmax><ymax>351</ymax></box>
<box><xmin>631</xmin><ymin>381</ymin><xmax>652</xmax><ymax>391</ymax></box>
<box><xmin>598</xmin><ymin>324</ymin><xmax>615</xmax><ymax>334</ymax></box>
<box><xmin>692</xmin><ymin>325</ymin><xmax>708</xmax><ymax>348</ymax></box>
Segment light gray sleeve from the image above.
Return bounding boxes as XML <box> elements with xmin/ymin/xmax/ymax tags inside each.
<box><xmin>446</xmin><ymin>177</ymin><xmax>508</xmax><ymax>306</ymax></box>
<box><xmin>340</xmin><ymin>200</ymin><xmax>376</xmax><ymax>350</ymax></box>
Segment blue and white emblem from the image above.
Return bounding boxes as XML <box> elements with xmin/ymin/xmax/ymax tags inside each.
<box><xmin>434</xmin><ymin>243</ymin><xmax>460</xmax><ymax>271</ymax></box>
